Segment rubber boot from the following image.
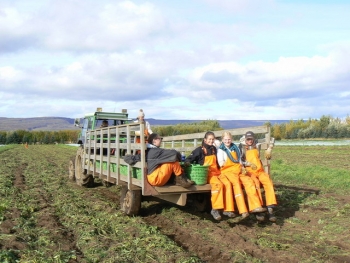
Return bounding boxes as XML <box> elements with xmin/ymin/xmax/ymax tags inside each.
<box><xmin>268</xmin><ymin>207</ymin><xmax>276</xmax><ymax>222</ymax></box>
<box><xmin>223</xmin><ymin>211</ymin><xmax>236</xmax><ymax>218</ymax></box>
<box><xmin>175</xmin><ymin>174</ymin><xmax>192</xmax><ymax>188</ymax></box>
<box><xmin>169</xmin><ymin>173</ymin><xmax>176</xmax><ymax>185</ymax></box>
<box><xmin>241</xmin><ymin>212</ymin><xmax>249</xmax><ymax>219</ymax></box>
<box><xmin>251</xmin><ymin>207</ymin><xmax>267</xmax><ymax>213</ymax></box>
<box><xmin>211</xmin><ymin>209</ymin><xmax>222</xmax><ymax>220</ymax></box>
<box><xmin>186</xmin><ymin>177</ymin><xmax>195</xmax><ymax>185</ymax></box>
<box><xmin>256</xmin><ymin>212</ymin><xmax>265</xmax><ymax>222</ymax></box>
<box><xmin>182</xmin><ymin>173</ymin><xmax>195</xmax><ymax>185</ymax></box>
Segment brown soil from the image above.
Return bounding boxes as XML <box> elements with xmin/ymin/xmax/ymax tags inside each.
<box><xmin>89</xmin><ymin>182</ymin><xmax>350</xmax><ymax>263</ymax></box>
<box><xmin>1</xmin><ymin>146</ymin><xmax>350</xmax><ymax>263</ymax></box>
<box><xmin>138</xmin><ymin>192</ymin><xmax>350</xmax><ymax>263</ymax></box>
<box><xmin>0</xmin><ymin>153</ymin><xmax>84</xmax><ymax>262</ymax></box>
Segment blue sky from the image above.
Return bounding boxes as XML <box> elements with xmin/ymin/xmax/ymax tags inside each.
<box><xmin>1</xmin><ymin>0</ymin><xmax>350</xmax><ymax>121</ymax></box>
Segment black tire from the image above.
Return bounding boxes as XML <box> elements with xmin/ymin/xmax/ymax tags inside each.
<box><xmin>68</xmin><ymin>157</ymin><xmax>75</xmax><ymax>181</ymax></box>
<box><xmin>75</xmin><ymin>147</ymin><xmax>94</xmax><ymax>187</ymax></box>
<box><xmin>120</xmin><ymin>186</ymin><xmax>141</xmax><ymax>216</ymax></box>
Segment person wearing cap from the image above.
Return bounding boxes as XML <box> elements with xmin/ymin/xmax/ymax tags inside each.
<box><xmin>184</xmin><ymin>131</ymin><xmax>228</xmax><ymax>221</ymax></box>
<box><xmin>217</xmin><ymin>131</ymin><xmax>267</xmax><ymax>219</ymax></box>
<box><xmin>146</xmin><ymin>133</ymin><xmax>194</xmax><ymax>188</ymax></box>
<box><xmin>240</xmin><ymin>131</ymin><xmax>278</xmax><ymax>222</ymax></box>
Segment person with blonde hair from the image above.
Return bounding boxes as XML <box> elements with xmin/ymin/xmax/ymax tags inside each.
<box><xmin>135</xmin><ymin>109</ymin><xmax>153</xmax><ymax>135</ymax></box>
<box><xmin>217</xmin><ymin>131</ymin><xmax>266</xmax><ymax>219</ymax></box>
<box><xmin>184</xmin><ymin>131</ymin><xmax>234</xmax><ymax>221</ymax></box>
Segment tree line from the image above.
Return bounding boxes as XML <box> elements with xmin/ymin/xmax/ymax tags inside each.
<box><xmin>153</xmin><ymin>120</ymin><xmax>222</xmax><ymax>136</ymax></box>
<box><xmin>1</xmin><ymin>116</ymin><xmax>349</xmax><ymax>145</ymax></box>
<box><xmin>269</xmin><ymin>115</ymin><xmax>350</xmax><ymax>140</ymax></box>
<box><xmin>0</xmin><ymin>130</ymin><xmax>80</xmax><ymax>145</ymax></box>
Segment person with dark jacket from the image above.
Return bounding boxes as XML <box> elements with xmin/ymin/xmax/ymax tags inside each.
<box><xmin>146</xmin><ymin>133</ymin><xmax>193</xmax><ymax>188</ymax></box>
<box><xmin>184</xmin><ymin>131</ymin><xmax>228</xmax><ymax>221</ymax></box>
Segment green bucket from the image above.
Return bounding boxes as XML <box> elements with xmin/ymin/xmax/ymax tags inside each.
<box><xmin>184</xmin><ymin>164</ymin><xmax>209</xmax><ymax>185</ymax></box>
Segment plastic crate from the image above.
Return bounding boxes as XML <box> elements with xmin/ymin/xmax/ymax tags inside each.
<box><xmin>96</xmin><ymin>161</ymin><xmax>108</xmax><ymax>170</ymax></box>
<box><xmin>120</xmin><ymin>165</ymin><xmax>128</xmax><ymax>175</ymax></box>
<box><xmin>119</xmin><ymin>165</ymin><xmax>142</xmax><ymax>179</ymax></box>
<box><xmin>132</xmin><ymin>167</ymin><xmax>142</xmax><ymax>180</ymax></box>
<box><xmin>110</xmin><ymin>163</ymin><xmax>117</xmax><ymax>172</ymax></box>
<box><xmin>183</xmin><ymin>164</ymin><xmax>209</xmax><ymax>185</ymax></box>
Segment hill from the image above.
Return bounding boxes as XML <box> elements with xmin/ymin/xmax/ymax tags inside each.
<box><xmin>0</xmin><ymin>117</ymin><xmax>289</xmax><ymax>131</ymax></box>
<box><xmin>0</xmin><ymin>117</ymin><xmax>79</xmax><ymax>131</ymax></box>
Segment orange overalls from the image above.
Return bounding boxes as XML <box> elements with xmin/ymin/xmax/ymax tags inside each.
<box><xmin>204</xmin><ymin>155</ymin><xmax>229</xmax><ymax>211</ymax></box>
<box><xmin>135</xmin><ymin>124</ymin><xmax>149</xmax><ymax>155</ymax></box>
<box><xmin>136</xmin><ymin>125</ymin><xmax>149</xmax><ymax>143</ymax></box>
<box><xmin>221</xmin><ymin>151</ymin><xmax>262</xmax><ymax>213</ymax></box>
<box><xmin>245</xmin><ymin>148</ymin><xmax>277</xmax><ymax>207</ymax></box>
<box><xmin>147</xmin><ymin>162</ymin><xmax>183</xmax><ymax>186</ymax></box>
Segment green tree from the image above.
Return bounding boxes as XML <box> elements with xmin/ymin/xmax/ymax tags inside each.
<box><xmin>0</xmin><ymin>132</ymin><xmax>6</xmax><ymax>144</ymax></box>
<box><xmin>6</xmin><ymin>131</ymin><xmax>21</xmax><ymax>144</ymax></box>
<box><xmin>271</xmin><ymin>123</ymin><xmax>282</xmax><ymax>140</ymax></box>
<box><xmin>319</xmin><ymin>115</ymin><xmax>331</xmax><ymax>130</ymax></box>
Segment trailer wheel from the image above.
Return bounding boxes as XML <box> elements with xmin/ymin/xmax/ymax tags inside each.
<box><xmin>75</xmin><ymin>147</ymin><xmax>94</xmax><ymax>187</ymax></box>
<box><xmin>120</xmin><ymin>186</ymin><xmax>141</xmax><ymax>216</ymax></box>
<box><xmin>68</xmin><ymin>157</ymin><xmax>75</xmax><ymax>181</ymax></box>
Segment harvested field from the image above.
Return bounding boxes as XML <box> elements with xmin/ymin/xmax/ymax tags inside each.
<box><xmin>0</xmin><ymin>144</ymin><xmax>349</xmax><ymax>262</ymax></box>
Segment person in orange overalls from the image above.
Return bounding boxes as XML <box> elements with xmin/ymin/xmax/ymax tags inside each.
<box><xmin>184</xmin><ymin>131</ymin><xmax>232</xmax><ymax>221</ymax></box>
<box><xmin>146</xmin><ymin>133</ymin><xmax>193</xmax><ymax>188</ymax></box>
<box><xmin>217</xmin><ymin>131</ymin><xmax>266</xmax><ymax>219</ymax></box>
<box><xmin>135</xmin><ymin>109</ymin><xmax>153</xmax><ymax>143</ymax></box>
<box><xmin>240</xmin><ymin>131</ymin><xmax>277</xmax><ymax>222</ymax></box>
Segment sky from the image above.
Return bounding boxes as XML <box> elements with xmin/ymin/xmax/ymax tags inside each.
<box><xmin>1</xmin><ymin>0</ymin><xmax>350</xmax><ymax>121</ymax></box>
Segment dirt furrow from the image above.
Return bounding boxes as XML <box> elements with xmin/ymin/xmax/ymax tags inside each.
<box><xmin>1</xmin><ymin>148</ymin><xmax>85</xmax><ymax>262</ymax></box>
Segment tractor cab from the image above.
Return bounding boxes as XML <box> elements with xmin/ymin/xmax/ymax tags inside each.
<box><xmin>75</xmin><ymin>108</ymin><xmax>131</xmax><ymax>144</ymax></box>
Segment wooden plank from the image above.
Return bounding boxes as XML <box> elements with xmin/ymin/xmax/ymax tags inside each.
<box><xmin>161</xmin><ymin>126</ymin><xmax>269</xmax><ymax>142</ymax></box>
<box><xmin>154</xmin><ymin>184</ymin><xmax>211</xmax><ymax>194</ymax></box>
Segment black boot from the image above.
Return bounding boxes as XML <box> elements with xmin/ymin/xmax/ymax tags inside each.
<box><xmin>184</xmin><ymin>175</ymin><xmax>195</xmax><ymax>185</ymax></box>
<box><xmin>168</xmin><ymin>174</ymin><xmax>176</xmax><ymax>184</ymax></box>
<box><xmin>256</xmin><ymin>212</ymin><xmax>265</xmax><ymax>222</ymax></box>
<box><xmin>175</xmin><ymin>174</ymin><xmax>192</xmax><ymax>188</ymax></box>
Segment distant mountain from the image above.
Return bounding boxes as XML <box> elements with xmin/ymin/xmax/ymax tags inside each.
<box><xmin>0</xmin><ymin>117</ymin><xmax>79</xmax><ymax>131</ymax></box>
<box><xmin>0</xmin><ymin>117</ymin><xmax>290</xmax><ymax>131</ymax></box>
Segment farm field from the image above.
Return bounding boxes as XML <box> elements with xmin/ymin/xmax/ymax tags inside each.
<box><xmin>1</xmin><ymin>144</ymin><xmax>350</xmax><ymax>263</ymax></box>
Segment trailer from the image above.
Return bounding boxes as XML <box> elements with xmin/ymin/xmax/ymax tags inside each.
<box><xmin>68</xmin><ymin>110</ymin><xmax>274</xmax><ymax>216</ymax></box>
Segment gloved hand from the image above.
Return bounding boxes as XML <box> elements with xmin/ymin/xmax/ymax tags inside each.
<box><xmin>264</xmin><ymin>146</ymin><xmax>273</xmax><ymax>160</ymax></box>
<box><xmin>184</xmin><ymin>161</ymin><xmax>191</xmax><ymax>167</ymax></box>
<box><xmin>245</xmin><ymin>161</ymin><xmax>257</xmax><ymax>170</ymax></box>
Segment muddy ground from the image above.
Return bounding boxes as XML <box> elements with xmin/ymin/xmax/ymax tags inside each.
<box><xmin>1</xmin><ymin>145</ymin><xmax>350</xmax><ymax>262</ymax></box>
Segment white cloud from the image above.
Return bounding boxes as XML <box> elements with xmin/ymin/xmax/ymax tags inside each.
<box><xmin>202</xmin><ymin>0</ymin><xmax>275</xmax><ymax>13</ymax></box>
<box><xmin>0</xmin><ymin>1</ymin><xmax>166</xmax><ymax>52</ymax></box>
<box><xmin>1</xmin><ymin>0</ymin><xmax>350</xmax><ymax>120</ymax></box>
<box><xmin>183</xmin><ymin>51</ymin><xmax>349</xmax><ymax>101</ymax></box>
